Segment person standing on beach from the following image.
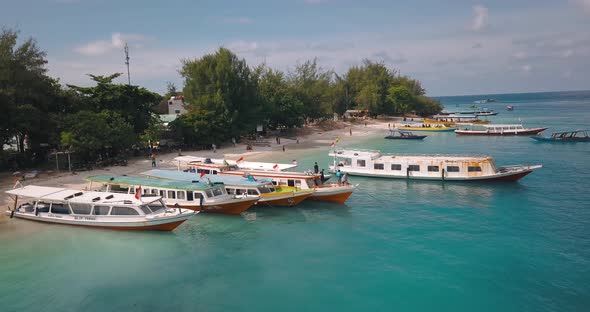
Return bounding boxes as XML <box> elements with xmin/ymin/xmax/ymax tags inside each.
<box><xmin>232</xmin><ymin>137</ymin><xmax>236</xmax><ymax>147</ymax></box>
<box><xmin>314</xmin><ymin>162</ymin><xmax>319</xmax><ymax>174</ymax></box>
<box><xmin>151</xmin><ymin>153</ymin><xmax>157</xmax><ymax>167</ymax></box>
<box><xmin>212</xmin><ymin>143</ymin><xmax>217</xmax><ymax>153</ymax></box>
<box><xmin>282</xmin><ymin>145</ymin><xmax>285</xmax><ymax>152</ymax></box>
<box><xmin>350</xmin><ymin>128</ymin><xmax>352</xmax><ymax>136</ymax></box>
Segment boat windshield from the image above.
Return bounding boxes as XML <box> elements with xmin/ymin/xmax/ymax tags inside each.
<box><xmin>258</xmin><ymin>184</ymin><xmax>276</xmax><ymax>193</ymax></box>
<box><xmin>147</xmin><ymin>200</ymin><xmax>166</xmax><ymax>214</ymax></box>
<box><xmin>212</xmin><ymin>187</ymin><xmax>225</xmax><ymax>196</ymax></box>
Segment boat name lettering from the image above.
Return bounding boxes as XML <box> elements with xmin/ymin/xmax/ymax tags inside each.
<box><xmin>74</xmin><ymin>216</ymin><xmax>97</xmax><ymax>221</ymax></box>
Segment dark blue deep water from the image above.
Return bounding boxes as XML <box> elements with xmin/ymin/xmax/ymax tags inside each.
<box><xmin>1</xmin><ymin>91</ymin><xmax>589</xmax><ymax>311</ymax></box>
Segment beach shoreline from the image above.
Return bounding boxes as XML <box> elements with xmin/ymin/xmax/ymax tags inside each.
<box><xmin>0</xmin><ymin>119</ymin><xmax>394</xmax><ymax>223</ymax></box>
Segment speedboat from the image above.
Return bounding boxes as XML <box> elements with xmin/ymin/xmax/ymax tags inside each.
<box><xmin>532</xmin><ymin>130</ymin><xmax>590</xmax><ymax>142</ymax></box>
<box><xmin>5</xmin><ymin>185</ymin><xmax>195</xmax><ymax>231</ymax></box>
<box><xmin>384</xmin><ymin>129</ymin><xmax>427</xmax><ymax>140</ymax></box>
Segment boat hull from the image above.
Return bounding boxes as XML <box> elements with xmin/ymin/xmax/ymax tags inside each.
<box><xmin>397</xmin><ymin>127</ymin><xmax>455</xmax><ymax>132</ymax></box>
<box><xmin>334</xmin><ymin>166</ymin><xmax>540</xmax><ymax>182</ymax></box>
<box><xmin>384</xmin><ymin>135</ymin><xmax>427</xmax><ymax>140</ymax></box>
<box><xmin>175</xmin><ymin>198</ymin><xmax>258</xmax><ymax>214</ymax></box>
<box><xmin>4</xmin><ymin>211</ymin><xmax>193</xmax><ymax>231</ymax></box>
<box><xmin>259</xmin><ymin>191</ymin><xmax>313</xmax><ymax>207</ymax></box>
<box><xmin>531</xmin><ymin>136</ymin><xmax>590</xmax><ymax>142</ymax></box>
<box><xmin>455</xmin><ymin>128</ymin><xmax>547</xmax><ymax>135</ymax></box>
<box><xmin>310</xmin><ymin>184</ymin><xmax>354</xmax><ymax>204</ymax></box>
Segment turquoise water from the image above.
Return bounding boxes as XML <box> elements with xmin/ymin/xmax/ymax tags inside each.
<box><xmin>2</xmin><ymin>91</ymin><xmax>590</xmax><ymax>311</ymax></box>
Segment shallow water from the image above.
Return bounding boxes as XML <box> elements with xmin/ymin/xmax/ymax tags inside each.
<box><xmin>1</xmin><ymin>91</ymin><xmax>590</xmax><ymax>312</ymax></box>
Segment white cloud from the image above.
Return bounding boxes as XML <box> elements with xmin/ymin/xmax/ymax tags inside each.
<box><xmin>471</xmin><ymin>5</ymin><xmax>489</xmax><ymax>31</ymax></box>
<box><xmin>74</xmin><ymin>33</ymin><xmax>148</xmax><ymax>56</ymax></box>
<box><xmin>521</xmin><ymin>64</ymin><xmax>532</xmax><ymax>73</ymax></box>
<box><xmin>572</xmin><ymin>0</ymin><xmax>590</xmax><ymax>13</ymax></box>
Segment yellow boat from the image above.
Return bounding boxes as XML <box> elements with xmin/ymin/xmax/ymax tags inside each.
<box><xmin>397</xmin><ymin>125</ymin><xmax>455</xmax><ymax>132</ymax></box>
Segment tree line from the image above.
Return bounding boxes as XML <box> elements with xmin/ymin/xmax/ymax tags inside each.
<box><xmin>0</xmin><ymin>28</ymin><xmax>442</xmax><ymax>170</ymax></box>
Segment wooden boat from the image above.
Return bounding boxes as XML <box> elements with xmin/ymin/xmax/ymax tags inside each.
<box><xmin>455</xmin><ymin>124</ymin><xmax>547</xmax><ymax>136</ymax></box>
<box><xmin>87</xmin><ymin>175</ymin><xmax>258</xmax><ymax>215</ymax></box>
<box><xmin>184</xmin><ymin>163</ymin><xmax>355</xmax><ymax>204</ymax></box>
<box><xmin>424</xmin><ymin>114</ymin><xmax>490</xmax><ymax>126</ymax></box>
<box><xmin>396</xmin><ymin>124</ymin><xmax>455</xmax><ymax>132</ymax></box>
<box><xmin>174</xmin><ymin>156</ymin><xmax>297</xmax><ymax>172</ymax></box>
<box><xmin>531</xmin><ymin>130</ymin><xmax>590</xmax><ymax>142</ymax></box>
<box><xmin>142</xmin><ymin>169</ymin><xmax>314</xmax><ymax>207</ymax></box>
<box><xmin>5</xmin><ymin>185</ymin><xmax>195</xmax><ymax>231</ymax></box>
<box><xmin>328</xmin><ymin>149</ymin><xmax>541</xmax><ymax>182</ymax></box>
<box><xmin>384</xmin><ymin>129</ymin><xmax>427</xmax><ymax>140</ymax></box>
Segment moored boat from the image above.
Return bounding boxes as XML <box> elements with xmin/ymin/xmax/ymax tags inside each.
<box><xmin>184</xmin><ymin>163</ymin><xmax>355</xmax><ymax>204</ymax></box>
<box><xmin>142</xmin><ymin>169</ymin><xmax>314</xmax><ymax>207</ymax></box>
<box><xmin>5</xmin><ymin>185</ymin><xmax>194</xmax><ymax>231</ymax></box>
<box><xmin>531</xmin><ymin>130</ymin><xmax>590</xmax><ymax>142</ymax></box>
<box><xmin>174</xmin><ymin>156</ymin><xmax>297</xmax><ymax>172</ymax></box>
<box><xmin>328</xmin><ymin>149</ymin><xmax>541</xmax><ymax>182</ymax></box>
<box><xmin>396</xmin><ymin>124</ymin><xmax>455</xmax><ymax>132</ymax></box>
<box><xmin>455</xmin><ymin>124</ymin><xmax>547</xmax><ymax>136</ymax></box>
<box><xmin>87</xmin><ymin>175</ymin><xmax>258</xmax><ymax>215</ymax></box>
<box><xmin>506</xmin><ymin>105</ymin><xmax>514</xmax><ymax>111</ymax></box>
<box><xmin>384</xmin><ymin>129</ymin><xmax>427</xmax><ymax>140</ymax></box>
<box><xmin>424</xmin><ymin>114</ymin><xmax>490</xmax><ymax>126</ymax></box>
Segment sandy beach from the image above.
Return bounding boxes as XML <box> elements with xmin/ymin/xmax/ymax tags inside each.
<box><xmin>0</xmin><ymin>119</ymin><xmax>397</xmax><ymax>222</ymax></box>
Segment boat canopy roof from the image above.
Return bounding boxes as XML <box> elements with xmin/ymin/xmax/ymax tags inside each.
<box><xmin>432</xmin><ymin>114</ymin><xmax>478</xmax><ymax>119</ymax></box>
<box><xmin>6</xmin><ymin>185</ymin><xmax>158</xmax><ymax>204</ymax></box>
<box><xmin>552</xmin><ymin>130</ymin><xmax>589</xmax><ymax>135</ymax></box>
<box><xmin>174</xmin><ymin>156</ymin><xmax>297</xmax><ymax>171</ymax></box>
<box><xmin>141</xmin><ymin>169</ymin><xmax>273</xmax><ymax>186</ymax></box>
<box><xmin>330</xmin><ymin>149</ymin><xmax>492</xmax><ymax>162</ymax></box>
<box><xmin>87</xmin><ymin>175</ymin><xmax>222</xmax><ymax>191</ymax></box>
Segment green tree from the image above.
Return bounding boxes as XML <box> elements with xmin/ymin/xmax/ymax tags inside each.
<box><xmin>180</xmin><ymin>48</ymin><xmax>261</xmax><ymax>140</ymax></box>
<box><xmin>258</xmin><ymin>67</ymin><xmax>304</xmax><ymax>129</ymax></box>
<box><xmin>387</xmin><ymin>86</ymin><xmax>414</xmax><ymax>115</ymax></box>
<box><xmin>67</xmin><ymin>73</ymin><xmax>162</xmax><ymax>135</ymax></box>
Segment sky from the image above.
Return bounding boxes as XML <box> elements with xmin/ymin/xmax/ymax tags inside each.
<box><xmin>1</xmin><ymin>0</ymin><xmax>589</xmax><ymax>96</ymax></box>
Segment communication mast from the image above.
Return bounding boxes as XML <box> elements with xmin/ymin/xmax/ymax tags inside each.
<box><xmin>124</xmin><ymin>43</ymin><xmax>131</xmax><ymax>85</ymax></box>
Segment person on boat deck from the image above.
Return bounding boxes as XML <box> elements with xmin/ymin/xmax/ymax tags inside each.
<box><xmin>341</xmin><ymin>172</ymin><xmax>349</xmax><ymax>185</ymax></box>
<box><xmin>336</xmin><ymin>169</ymin><xmax>342</xmax><ymax>184</ymax></box>
<box><xmin>314</xmin><ymin>162</ymin><xmax>319</xmax><ymax>174</ymax></box>
<box><xmin>320</xmin><ymin>169</ymin><xmax>325</xmax><ymax>182</ymax></box>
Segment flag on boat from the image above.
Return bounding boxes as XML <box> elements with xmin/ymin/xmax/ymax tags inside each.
<box><xmin>335</xmin><ymin>137</ymin><xmax>340</xmax><ymax>143</ymax></box>
<box><xmin>200</xmin><ymin>170</ymin><xmax>206</xmax><ymax>178</ymax></box>
<box><xmin>292</xmin><ymin>159</ymin><xmax>297</xmax><ymax>165</ymax></box>
<box><xmin>135</xmin><ymin>186</ymin><xmax>142</xmax><ymax>200</ymax></box>
<box><xmin>236</xmin><ymin>157</ymin><xmax>244</xmax><ymax>163</ymax></box>
<box><xmin>273</xmin><ymin>164</ymin><xmax>279</xmax><ymax>170</ymax></box>
<box><xmin>223</xmin><ymin>159</ymin><xmax>229</xmax><ymax>166</ymax></box>
<box><xmin>330</xmin><ymin>141</ymin><xmax>335</xmax><ymax>147</ymax></box>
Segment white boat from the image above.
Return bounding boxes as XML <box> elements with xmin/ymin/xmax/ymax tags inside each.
<box><xmin>174</xmin><ymin>156</ymin><xmax>297</xmax><ymax>172</ymax></box>
<box><xmin>455</xmin><ymin>124</ymin><xmax>547</xmax><ymax>136</ymax></box>
<box><xmin>5</xmin><ymin>185</ymin><xmax>195</xmax><ymax>231</ymax></box>
<box><xmin>328</xmin><ymin>149</ymin><xmax>541</xmax><ymax>182</ymax></box>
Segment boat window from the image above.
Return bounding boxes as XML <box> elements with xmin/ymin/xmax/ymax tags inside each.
<box><xmin>148</xmin><ymin>201</ymin><xmax>166</xmax><ymax>214</ymax></box>
<box><xmin>206</xmin><ymin>190</ymin><xmax>214</xmax><ymax>198</ymax></box>
<box><xmin>167</xmin><ymin>190</ymin><xmax>176</xmax><ymax>199</ymax></box>
<box><xmin>139</xmin><ymin>205</ymin><xmax>152</xmax><ymax>215</ymax></box>
<box><xmin>295</xmin><ymin>180</ymin><xmax>302</xmax><ymax>187</ymax></box>
<box><xmin>213</xmin><ymin>187</ymin><xmax>224</xmax><ymax>196</ymax></box>
<box><xmin>374</xmin><ymin>164</ymin><xmax>384</xmax><ymax>170</ymax></box>
<box><xmin>258</xmin><ymin>186</ymin><xmax>272</xmax><ymax>194</ymax></box>
<box><xmin>70</xmin><ymin>203</ymin><xmax>92</xmax><ymax>215</ymax></box>
<box><xmin>159</xmin><ymin>190</ymin><xmax>165</xmax><ymax>198</ymax></box>
<box><xmin>446</xmin><ymin>166</ymin><xmax>460</xmax><ymax>172</ymax></box>
<box><xmin>187</xmin><ymin>191</ymin><xmax>194</xmax><ymax>201</ymax></box>
<box><xmin>36</xmin><ymin>201</ymin><xmax>51</xmax><ymax>213</ymax></box>
<box><xmin>288</xmin><ymin>179</ymin><xmax>295</xmax><ymax>187</ymax></box>
<box><xmin>357</xmin><ymin>159</ymin><xmax>366</xmax><ymax>167</ymax></box>
<box><xmin>93</xmin><ymin>205</ymin><xmax>111</xmax><ymax>215</ymax></box>
<box><xmin>151</xmin><ymin>189</ymin><xmax>158</xmax><ymax>195</ymax></box>
<box><xmin>18</xmin><ymin>202</ymin><xmax>35</xmax><ymax>213</ymax></box>
<box><xmin>408</xmin><ymin>165</ymin><xmax>420</xmax><ymax>171</ymax></box>
<box><xmin>272</xmin><ymin>181</ymin><xmax>278</xmax><ymax>186</ymax></box>
<box><xmin>177</xmin><ymin>191</ymin><xmax>186</xmax><ymax>200</ymax></box>
<box><xmin>111</xmin><ymin>206</ymin><xmax>140</xmax><ymax>215</ymax></box>
<box><xmin>247</xmin><ymin>189</ymin><xmax>259</xmax><ymax>196</ymax></box>
<box><xmin>50</xmin><ymin>203</ymin><xmax>70</xmax><ymax>214</ymax></box>
<box><xmin>194</xmin><ymin>192</ymin><xmax>204</xmax><ymax>201</ymax></box>
<box><xmin>391</xmin><ymin>164</ymin><xmax>402</xmax><ymax>170</ymax></box>
<box><xmin>227</xmin><ymin>188</ymin><xmax>236</xmax><ymax>195</ymax></box>
<box><xmin>468</xmin><ymin>166</ymin><xmax>482</xmax><ymax>172</ymax></box>
<box><xmin>143</xmin><ymin>188</ymin><xmax>150</xmax><ymax>194</ymax></box>
<box><xmin>427</xmin><ymin>166</ymin><xmax>439</xmax><ymax>172</ymax></box>
<box><xmin>110</xmin><ymin>185</ymin><xmax>130</xmax><ymax>193</ymax></box>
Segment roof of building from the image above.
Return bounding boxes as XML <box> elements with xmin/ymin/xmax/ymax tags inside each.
<box><xmin>159</xmin><ymin>114</ymin><xmax>179</xmax><ymax>123</ymax></box>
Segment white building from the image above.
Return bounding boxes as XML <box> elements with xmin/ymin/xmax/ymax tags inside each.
<box><xmin>168</xmin><ymin>95</ymin><xmax>187</xmax><ymax>115</ymax></box>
